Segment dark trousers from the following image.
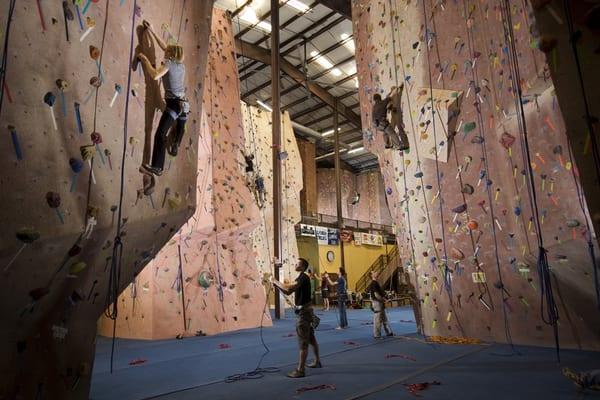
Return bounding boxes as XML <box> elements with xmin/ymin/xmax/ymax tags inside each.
<box><xmin>151</xmin><ymin>98</ymin><xmax>188</xmax><ymax>170</ymax></box>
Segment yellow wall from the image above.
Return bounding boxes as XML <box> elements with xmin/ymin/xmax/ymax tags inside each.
<box><xmin>297</xmin><ymin>236</ymin><xmax>395</xmax><ymax>291</ymax></box>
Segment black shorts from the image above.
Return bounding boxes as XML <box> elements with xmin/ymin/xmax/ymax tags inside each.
<box><xmin>321</xmin><ymin>289</ymin><xmax>329</xmax><ymax>299</ymax></box>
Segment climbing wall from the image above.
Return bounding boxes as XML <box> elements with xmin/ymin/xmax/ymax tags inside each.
<box><xmin>353</xmin><ymin>0</ymin><xmax>600</xmax><ymax>349</ymax></box>
<box><xmin>0</xmin><ymin>0</ymin><xmax>213</xmax><ymax>398</ymax></box>
<box><xmin>98</xmin><ymin>9</ymin><xmax>272</xmax><ymax>339</ymax></box>
<box><xmin>241</xmin><ymin>104</ymin><xmax>303</xmax><ymax>284</ymax></box>
<box><xmin>317</xmin><ymin>169</ymin><xmax>393</xmax><ymax>226</ymax></box>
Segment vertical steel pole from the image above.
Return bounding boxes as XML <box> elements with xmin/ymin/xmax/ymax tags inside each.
<box><xmin>333</xmin><ymin>98</ymin><xmax>345</xmax><ymax>268</ymax></box>
<box><xmin>271</xmin><ymin>0</ymin><xmax>282</xmax><ymax>319</ymax></box>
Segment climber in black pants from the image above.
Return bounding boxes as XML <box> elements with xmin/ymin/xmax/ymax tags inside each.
<box><xmin>372</xmin><ymin>85</ymin><xmax>409</xmax><ymax>151</ymax></box>
<box><xmin>137</xmin><ymin>20</ymin><xmax>189</xmax><ymax>177</ymax></box>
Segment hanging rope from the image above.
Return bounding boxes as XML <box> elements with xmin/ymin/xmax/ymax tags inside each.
<box><xmin>460</xmin><ymin>0</ymin><xmax>515</xmax><ymax>350</ymax></box>
<box><xmin>498</xmin><ymin>0</ymin><xmax>559</xmax><ymax>361</ymax></box>
<box><xmin>176</xmin><ymin>0</ymin><xmax>187</xmax><ymax>43</ymax></box>
<box><xmin>104</xmin><ymin>0</ymin><xmax>137</xmax><ymax>374</ymax></box>
<box><xmin>0</xmin><ymin>0</ymin><xmax>17</xmax><ymax>119</ymax></box>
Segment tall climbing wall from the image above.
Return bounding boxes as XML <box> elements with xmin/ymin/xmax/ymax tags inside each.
<box><xmin>99</xmin><ymin>9</ymin><xmax>272</xmax><ymax>339</ymax></box>
<box><xmin>353</xmin><ymin>0</ymin><xmax>600</xmax><ymax>349</ymax></box>
<box><xmin>317</xmin><ymin>169</ymin><xmax>393</xmax><ymax>226</ymax></box>
<box><xmin>0</xmin><ymin>0</ymin><xmax>213</xmax><ymax>398</ymax></box>
<box><xmin>241</xmin><ymin>104</ymin><xmax>303</xmax><ymax>284</ymax></box>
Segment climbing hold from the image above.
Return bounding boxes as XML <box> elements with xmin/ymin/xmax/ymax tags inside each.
<box><xmin>566</xmin><ymin>219</ymin><xmax>580</xmax><ymax>228</ymax></box>
<box><xmin>450</xmin><ymin>248</ymin><xmax>464</xmax><ymax>260</ymax></box>
<box><xmin>461</xmin><ymin>184</ymin><xmax>474</xmax><ymax>195</ymax></box>
<box><xmin>16</xmin><ymin>228</ymin><xmax>41</xmax><ymax>243</ymax></box>
<box><xmin>68</xmin><ymin>262</ymin><xmax>87</xmax><ymax>274</ymax></box>
<box><xmin>500</xmin><ymin>132</ymin><xmax>515</xmax><ymax>149</ymax></box>
<box><xmin>471</xmin><ymin>136</ymin><xmax>484</xmax><ymax>144</ymax></box>
<box><xmin>46</xmin><ymin>192</ymin><xmax>64</xmax><ymax>224</ymax></box>
<box><xmin>467</xmin><ymin>220</ymin><xmax>478</xmax><ymax>230</ymax></box>
<box><xmin>452</xmin><ymin>204</ymin><xmax>467</xmax><ymax>214</ymax></box>
<box><xmin>463</xmin><ymin>122</ymin><xmax>476</xmax><ymax>133</ymax></box>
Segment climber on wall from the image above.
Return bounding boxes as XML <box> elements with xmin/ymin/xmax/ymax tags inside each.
<box><xmin>372</xmin><ymin>85</ymin><xmax>409</xmax><ymax>151</ymax></box>
<box><xmin>137</xmin><ymin>20</ymin><xmax>189</xmax><ymax>178</ymax></box>
<box><xmin>241</xmin><ymin>150</ymin><xmax>255</xmax><ymax>186</ymax></box>
<box><xmin>254</xmin><ymin>174</ymin><xmax>266</xmax><ymax>208</ymax></box>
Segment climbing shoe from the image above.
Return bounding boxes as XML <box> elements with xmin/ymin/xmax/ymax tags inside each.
<box><xmin>307</xmin><ymin>360</ymin><xmax>322</xmax><ymax>368</ymax></box>
<box><xmin>139</xmin><ymin>164</ymin><xmax>162</xmax><ymax>177</ymax></box>
<box><xmin>167</xmin><ymin>142</ymin><xmax>179</xmax><ymax>157</ymax></box>
<box><xmin>287</xmin><ymin>369</ymin><xmax>305</xmax><ymax>378</ymax></box>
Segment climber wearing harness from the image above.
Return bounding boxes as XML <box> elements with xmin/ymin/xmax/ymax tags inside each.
<box><xmin>367</xmin><ymin>270</ymin><xmax>394</xmax><ymax>338</ymax></box>
<box><xmin>372</xmin><ymin>85</ymin><xmax>409</xmax><ymax>151</ymax></box>
<box><xmin>137</xmin><ymin>20</ymin><xmax>189</xmax><ymax>177</ymax></box>
<box><xmin>272</xmin><ymin>258</ymin><xmax>322</xmax><ymax>378</ymax></box>
<box><xmin>242</xmin><ymin>150</ymin><xmax>255</xmax><ymax>185</ymax></box>
<box><xmin>254</xmin><ymin>174</ymin><xmax>266</xmax><ymax>208</ymax></box>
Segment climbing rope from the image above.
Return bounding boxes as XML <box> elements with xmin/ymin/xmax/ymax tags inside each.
<box><xmin>104</xmin><ymin>0</ymin><xmax>137</xmax><ymax>374</ymax></box>
<box><xmin>460</xmin><ymin>0</ymin><xmax>515</xmax><ymax>349</ymax></box>
<box><xmin>498</xmin><ymin>0</ymin><xmax>560</xmax><ymax>361</ymax></box>
<box><xmin>0</xmin><ymin>0</ymin><xmax>17</xmax><ymax>119</ymax></box>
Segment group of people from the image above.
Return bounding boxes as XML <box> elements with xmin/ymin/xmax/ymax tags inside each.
<box><xmin>270</xmin><ymin>259</ymin><xmax>393</xmax><ymax>378</ymax></box>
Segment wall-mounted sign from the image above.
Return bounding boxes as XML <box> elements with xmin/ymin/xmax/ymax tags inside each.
<box><xmin>327</xmin><ymin>228</ymin><xmax>339</xmax><ymax>245</ymax></box>
<box><xmin>360</xmin><ymin>232</ymin><xmax>383</xmax><ymax>246</ymax></box>
<box><xmin>300</xmin><ymin>224</ymin><xmax>316</xmax><ymax>237</ymax></box>
<box><xmin>316</xmin><ymin>227</ymin><xmax>329</xmax><ymax>245</ymax></box>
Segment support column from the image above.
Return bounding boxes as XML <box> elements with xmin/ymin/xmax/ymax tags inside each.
<box><xmin>333</xmin><ymin>98</ymin><xmax>345</xmax><ymax>268</ymax></box>
<box><xmin>271</xmin><ymin>0</ymin><xmax>282</xmax><ymax>319</ymax></box>
<box><xmin>297</xmin><ymin>137</ymin><xmax>318</xmax><ymax>216</ymax></box>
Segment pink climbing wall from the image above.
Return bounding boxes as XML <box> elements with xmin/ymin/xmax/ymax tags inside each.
<box><xmin>0</xmin><ymin>0</ymin><xmax>213</xmax><ymax>398</ymax></box>
<box><xmin>317</xmin><ymin>169</ymin><xmax>393</xmax><ymax>226</ymax></box>
<box><xmin>98</xmin><ymin>9</ymin><xmax>272</xmax><ymax>339</ymax></box>
<box><xmin>353</xmin><ymin>0</ymin><xmax>600</xmax><ymax>348</ymax></box>
<box><xmin>241</xmin><ymin>104</ymin><xmax>303</xmax><ymax>285</ymax></box>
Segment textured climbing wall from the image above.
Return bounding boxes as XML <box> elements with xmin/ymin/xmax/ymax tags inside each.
<box><xmin>0</xmin><ymin>0</ymin><xmax>213</xmax><ymax>398</ymax></box>
<box><xmin>353</xmin><ymin>0</ymin><xmax>600</xmax><ymax>349</ymax></box>
<box><xmin>98</xmin><ymin>9</ymin><xmax>272</xmax><ymax>339</ymax></box>
<box><xmin>317</xmin><ymin>169</ymin><xmax>393</xmax><ymax>226</ymax></box>
<box><xmin>241</xmin><ymin>104</ymin><xmax>303</xmax><ymax>284</ymax></box>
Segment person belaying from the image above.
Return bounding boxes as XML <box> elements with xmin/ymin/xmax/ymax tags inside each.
<box><xmin>372</xmin><ymin>85</ymin><xmax>409</xmax><ymax>151</ymax></box>
<box><xmin>137</xmin><ymin>20</ymin><xmax>189</xmax><ymax>177</ymax></box>
<box><xmin>326</xmin><ymin>267</ymin><xmax>348</xmax><ymax>329</ymax></box>
<box><xmin>271</xmin><ymin>258</ymin><xmax>322</xmax><ymax>378</ymax></box>
<box><xmin>563</xmin><ymin>368</ymin><xmax>600</xmax><ymax>391</ymax></box>
<box><xmin>368</xmin><ymin>270</ymin><xmax>394</xmax><ymax>339</ymax></box>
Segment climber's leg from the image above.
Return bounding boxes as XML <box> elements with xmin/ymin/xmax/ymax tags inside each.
<box><xmin>145</xmin><ymin>100</ymin><xmax>180</xmax><ymax>174</ymax></box>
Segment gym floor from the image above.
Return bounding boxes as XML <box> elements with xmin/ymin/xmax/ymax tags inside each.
<box><xmin>91</xmin><ymin>307</ymin><xmax>599</xmax><ymax>399</ymax></box>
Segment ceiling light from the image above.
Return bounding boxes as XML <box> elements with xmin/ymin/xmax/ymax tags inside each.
<box><xmin>331</xmin><ymin>68</ymin><xmax>342</xmax><ymax>76</ymax></box>
<box><xmin>340</xmin><ymin>33</ymin><xmax>356</xmax><ymax>52</ymax></box>
<box><xmin>239</xmin><ymin>7</ymin><xmax>271</xmax><ymax>32</ymax></box>
<box><xmin>285</xmin><ymin>0</ymin><xmax>310</xmax><ymax>12</ymax></box>
<box><xmin>257</xmin><ymin>100</ymin><xmax>272</xmax><ymax>112</ymax></box>
<box><xmin>348</xmin><ymin>146</ymin><xmax>364</xmax><ymax>154</ymax></box>
<box><xmin>322</xmin><ymin>129</ymin><xmax>334</xmax><ymax>136</ymax></box>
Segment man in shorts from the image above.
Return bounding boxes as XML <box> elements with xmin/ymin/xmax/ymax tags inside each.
<box><xmin>272</xmin><ymin>258</ymin><xmax>321</xmax><ymax>378</ymax></box>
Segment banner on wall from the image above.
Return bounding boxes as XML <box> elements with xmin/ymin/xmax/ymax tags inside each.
<box><xmin>340</xmin><ymin>229</ymin><xmax>353</xmax><ymax>242</ymax></box>
<box><xmin>300</xmin><ymin>224</ymin><xmax>316</xmax><ymax>237</ymax></box>
<box><xmin>354</xmin><ymin>231</ymin><xmax>362</xmax><ymax>245</ymax></box>
<box><xmin>360</xmin><ymin>232</ymin><xmax>383</xmax><ymax>246</ymax></box>
<box><xmin>316</xmin><ymin>227</ymin><xmax>329</xmax><ymax>244</ymax></box>
<box><xmin>327</xmin><ymin>228</ymin><xmax>339</xmax><ymax>245</ymax></box>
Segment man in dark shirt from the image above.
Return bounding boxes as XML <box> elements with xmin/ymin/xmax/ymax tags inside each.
<box><xmin>272</xmin><ymin>258</ymin><xmax>321</xmax><ymax>378</ymax></box>
<box><xmin>372</xmin><ymin>86</ymin><xmax>409</xmax><ymax>151</ymax></box>
<box><xmin>367</xmin><ymin>270</ymin><xmax>393</xmax><ymax>338</ymax></box>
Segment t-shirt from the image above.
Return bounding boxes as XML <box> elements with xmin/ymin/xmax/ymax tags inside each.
<box><xmin>295</xmin><ymin>272</ymin><xmax>311</xmax><ymax>306</ymax></box>
<box><xmin>244</xmin><ymin>156</ymin><xmax>254</xmax><ymax>172</ymax></box>
<box><xmin>337</xmin><ymin>275</ymin><xmax>347</xmax><ymax>295</ymax></box>
<box><xmin>321</xmin><ymin>277</ymin><xmax>329</xmax><ymax>291</ymax></box>
<box><xmin>372</xmin><ymin>97</ymin><xmax>391</xmax><ymax>123</ymax></box>
<box><xmin>163</xmin><ymin>59</ymin><xmax>186</xmax><ymax>99</ymax></box>
<box><xmin>367</xmin><ymin>280</ymin><xmax>385</xmax><ymax>300</ymax></box>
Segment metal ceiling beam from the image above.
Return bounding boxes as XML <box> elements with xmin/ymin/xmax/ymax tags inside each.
<box><xmin>239</xmin><ymin>15</ymin><xmax>346</xmax><ymax>81</ymax></box>
<box><xmin>317</xmin><ymin>0</ymin><xmax>352</xmax><ymax>19</ymax></box>
<box><xmin>236</xmin><ymin>39</ymin><xmax>362</xmax><ymax>127</ymax></box>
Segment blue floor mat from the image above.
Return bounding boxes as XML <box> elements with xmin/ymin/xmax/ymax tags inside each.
<box><xmin>91</xmin><ymin>307</ymin><xmax>599</xmax><ymax>400</ymax></box>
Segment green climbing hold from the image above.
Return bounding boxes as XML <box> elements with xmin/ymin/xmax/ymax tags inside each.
<box><xmin>69</xmin><ymin>262</ymin><xmax>87</xmax><ymax>274</ymax></box>
<box><xmin>198</xmin><ymin>270</ymin><xmax>214</xmax><ymax>289</ymax></box>
<box><xmin>463</xmin><ymin>122</ymin><xmax>476</xmax><ymax>133</ymax></box>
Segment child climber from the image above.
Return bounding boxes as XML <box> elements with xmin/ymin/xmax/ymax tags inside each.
<box><xmin>372</xmin><ymin>85</ymin><xmax>409</xmax><ymax>151</ymax></box>
<box><xmin>137</xmin><ymin>20</ymin><xmax>189</xmax><ymax>177</ymax></box>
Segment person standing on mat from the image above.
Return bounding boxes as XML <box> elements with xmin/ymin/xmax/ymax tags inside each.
<box><xmin>367</xmin><ymin>270</ymin><xmax>393</xmax><ymax>338</ymax></box>
<box><xmin>327</xmin><ymin>267</ymin><xmax>348</xmax><ymax>329</ymax></box>
<box><xmin>321</xmin><ymin>272</ymin><xmax>330</xmax><ymax>311</ymax></box>
<box><xmin>137</xmin><ymin>20</ymin><xmax>189</xmax><ymax>177</ymax></box>
<box><xmin>271</xmin><ymin>258</ymin><xmax>322</xmax><ymax>378</ymax></box>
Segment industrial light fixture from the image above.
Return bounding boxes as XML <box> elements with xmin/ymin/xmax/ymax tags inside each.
<box><xmin>256</xmin><ymin>100</ymin><xmax>272</xmax><ymax>112</ymax></box>
<box><xmin>285</xmin><ymin>0</ymin><xmax>310</xmax><ymax>12</ymax></box>
<box><xmin>340</xmin><ymin>33</ymin><xmax>356</xmax><ymax>52</ymax></box>
<box><xmin>347</xmin><ymin>146</ymin><xmax>364</xmax><ymax>154</ymax></box>
<box><xmin>239</xmin><ymin>6</ymin><xmax>272</xmax><ymax>32</ymax></box>
<box><xmin>310</xmin><ymin>51</ymin><xmax>342</xmax><ymax>76</ymax></box>
<box><xmin>321</xmin><ymin>128</ymin><xmax>340</xmax><ymax>137</ymax></box>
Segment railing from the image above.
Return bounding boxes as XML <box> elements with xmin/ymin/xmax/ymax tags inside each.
<box><xmin>300</xmin><ymin>213</ymin><xmax>395</xmax><ymax>236</ymax></box>
<box><xmin>354</xmin><ymin>246</ymin><xmax>400</xmax><ymax>293</ymax></box>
